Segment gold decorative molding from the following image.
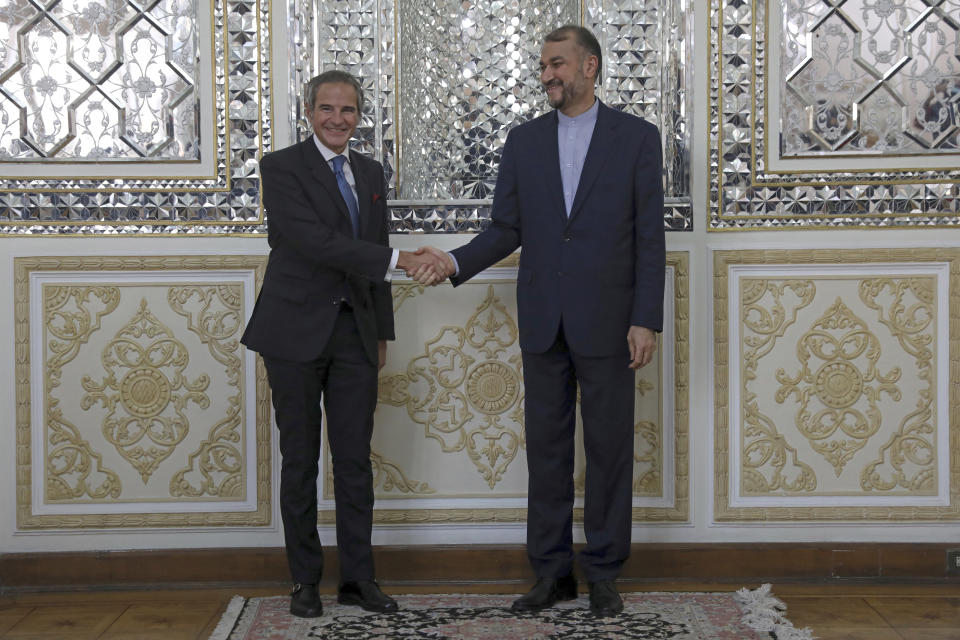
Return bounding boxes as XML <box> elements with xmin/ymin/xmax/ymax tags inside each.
<box><xmin>46</xmin><ymin>399</ymin><xmax>122</xmax><ymax>501</ymax></box>
<box><xmin>170</xmin><ymin>395</ymin><xmax>245</xmax><ymax>498</ymax></box>
<box><xmin>168</xmin><ymin>284</ymin><xmax>247</xmax><ymax>498</ymax></box>
<box><xmin>634</xmin><ymin>420</ymin><xmax>661</xmax><ymax>494</ymax></box>
<box><xmin>324</xmin><ymin>451</ymin><xmax>436</xmax><ymax>497</ymax></box>
<box><xmin>392</xmin><ymin>283</ymin><xmax>426</xmax><ymax>313</ymax></box>
<box><xmin>43</xmin><ymin>285</ymin><xmax>125</xmax><ymax>500</ymax></box>
<box><xmin>15</xmin><ymin>255</ymin><xmax>270</xmax><ymax>529</ymax></box>
<box><xmin>81</xmin><ymin>299</ymin><xmax>209</xmax><ymax>484</ymax></box>
<box><xmin>859</xmin><ymin>278</ymin><xmax>938</xmax><ymax>493</ymax></box>
<box><xmin>714</xmin><ymin>248</ymin><xmax>959</xmax><ymax>521</ymax></box>
<box><xmin>338</xmin><ymin>251</ymin><xmax>690</xmax><ymax>524</ymax></box>
<box><xmin>380</xmin><ymin>285</ymin><xmax>524</xmax><ymax>489</ymax></box>
<box><xmin>636</xmin><ymin>251</ymin><xmax>690</xmax><ymax>522</ymax></box>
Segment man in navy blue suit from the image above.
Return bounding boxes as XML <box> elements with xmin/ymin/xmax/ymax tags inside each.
<box><xmin>418</xmin><ymin>25</ymin><xmax>665</xmax><ymax>617</ymax></box>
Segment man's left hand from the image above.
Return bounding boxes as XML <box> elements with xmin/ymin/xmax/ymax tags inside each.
<box><xmin>627</xmin><ymin>326</ymin><xmax>656</xmax><ymax>369</ymax></box>
<box><xmin>378</xmin><ymin>340</ymin><xmax>387</xmax><ymax>370</ymax></box>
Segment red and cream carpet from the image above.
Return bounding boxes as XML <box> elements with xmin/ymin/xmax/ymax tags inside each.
<box><xmin>209</xmin><ymin>584</ymin><xmax>812</xmax><ymax>639</ymax></box>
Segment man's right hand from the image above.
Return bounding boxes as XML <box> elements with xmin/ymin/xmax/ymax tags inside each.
<box><xmin>397</xmin><ymin>247</ymin><xmax>455</xmax><ymax>286</ymax></box>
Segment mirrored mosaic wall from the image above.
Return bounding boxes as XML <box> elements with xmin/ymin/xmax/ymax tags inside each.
<box><xmin>709</xmin><ymin>0</ymin><xmax>960</xmax><ymax>229</ymax></box>
<box><xmin>0</xmin><ymin>0</ymin><xmax>270</xmax><ymax>234</ymax></box>
<box><xmin>398</xmin><ymin>0</ymin><xmax>579</xmax><ymax>200</ymax></box>
<box><xmin>782</xmin><ymin>0</ymin><xmax>960</xmax><ymax>156</ymax></box>
<box><xmin>0</xmin><ymin>0</ymin><xmax>199</xmax><ymax>161</ymax></box>
<box><xmin>293</xmin><ymin>0</ymin><xmax>693</xmax><ymax>231</ymax></box>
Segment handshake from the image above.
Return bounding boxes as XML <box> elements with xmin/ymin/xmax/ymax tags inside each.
<box><xmin>396</xmin><ymin>246</ymin><xmax>456</xmax><ymax>286</ymax></box>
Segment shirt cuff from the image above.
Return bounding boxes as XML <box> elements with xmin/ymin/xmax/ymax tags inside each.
<box><xmin>448</xmin><ymin>251</ymin><xmax>460</xmax><ymax>277</ymax></box>
<box><xmin>385</xmin><ymin>249</ymin><xmax>399</xmax><ymax>281</ymax></box>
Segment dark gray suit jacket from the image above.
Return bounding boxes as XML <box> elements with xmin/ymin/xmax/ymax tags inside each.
<box><xmin>242</xmin><ymin>139</ymin><xmax>394</xmax><ymax>364</ymax></box>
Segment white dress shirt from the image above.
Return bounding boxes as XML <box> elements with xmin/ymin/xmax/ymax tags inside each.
<box><xmin>313</xmin><ymin>135</ymin><xmax>398</xmax><ymax>280</ymax></box>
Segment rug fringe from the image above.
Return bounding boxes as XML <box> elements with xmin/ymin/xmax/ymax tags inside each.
<box><xmin>734</xmin><ymin>583</ymin><xmax>816</xmax><ymax>640</ymax></box>
<box><xmin>208</xmin><ymin>595</ymin><xmax>246</xmax><ymax>640</ymax></box>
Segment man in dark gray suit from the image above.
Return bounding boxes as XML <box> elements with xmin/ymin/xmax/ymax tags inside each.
<box><xmin>419</xmin><ymin>25</ymin><xmax>665</xmax><ymax>617</ymax></box>
<box><xmin>242</xmin><ymin>70</ymin><xmax>445</xmax><ymax>618</ymax></box>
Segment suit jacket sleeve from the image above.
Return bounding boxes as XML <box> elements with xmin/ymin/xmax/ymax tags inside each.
<box><xmin>449</xmin><ymin>130</ymin><xmax>523</xmax><ymax>284</ymax></box>
<box><xmin>260</xmin><ymin>151</ymin><xmax>392</xmax><ymax>282</ymax></box>
<box><xmin>371</xmin><ymin>167</ymin><xmax>395</xmax><ymax>341</ymax></box>
<box><xmin>632</xmin><ymin>122</ymin><xmax>666</xmax><ymax>332</ymax></box>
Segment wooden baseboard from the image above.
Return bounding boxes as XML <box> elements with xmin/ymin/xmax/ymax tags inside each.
<box><xmin>2</xmin><ymin>543</ymin><xmax>958</xmax><ymax>592</ymax></box>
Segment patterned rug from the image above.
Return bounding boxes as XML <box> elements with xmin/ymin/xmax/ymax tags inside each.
<box><xmin>209</xmin><ymin>584</ymin><xmax>812</xmax><ymax>639</ymax></box>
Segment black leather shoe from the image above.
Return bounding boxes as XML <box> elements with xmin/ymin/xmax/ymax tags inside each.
<box><xmin>290</xmin><ymin>583</ymin><xmax>323</xmax><ymax>618</ymax></box>
<box><xmin>337</xmin><ymin>580</ymin><xmax>399</xmax><ymax>613</ymax></box>
<box><xmin>510</xmin><ymin>573</ymin><xmax>578</xmax><ymax>612</ymax></box>
<box><xmin>588</xmin><ymin>580</ymin><xmax>624</xmax><ymax>617</ymax></box>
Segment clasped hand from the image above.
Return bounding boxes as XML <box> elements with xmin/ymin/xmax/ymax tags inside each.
<box><xmin>396</xmin><ymin>246</ymin><xmax>455</xmax><ymax>286</ymax></box>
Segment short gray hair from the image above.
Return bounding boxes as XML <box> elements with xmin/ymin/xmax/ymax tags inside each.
<box><xmin>305</xmin><ymin>70</ymin><xmax>365</xmax><ymax>112</ymax></box>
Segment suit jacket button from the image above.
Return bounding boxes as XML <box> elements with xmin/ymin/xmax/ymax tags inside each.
<box><xmin>563</xmin><ymin>236</ymin><xmax>570</xmax><ymax>242</ymax></box>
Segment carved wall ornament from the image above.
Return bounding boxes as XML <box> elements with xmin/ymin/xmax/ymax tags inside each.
<box><xmin>325</xmin><ymin>253</ymin><xmax>687</xmax><ymax>524</ymax></box>
<box><xmin>167</xmin><ymin>284</ymin><xmax>246</xmax><ymax>498</ymax></box>
<box><xmin>577</xmin><ymin>416</ymin><xmax>663</xmax><ymax>495</ymax></box>
<box><xmin>81</xmin><ymin>298</ymin><xmax>209</xmax><ymax>483</ymax></box>
<box><xmin>325</xmin><ymin>452</ymin><xmax>436</xmax><ymax>496</ymax></box>
<box><xmin>715</xmin><ymin>249</ymin><xmax>958</xmax><ymax>521</ymax></box>
<box><xmin>859</xmin><ymin>277</ymin><xmax>938</xmax><ymax>493</ymax></box>
<box><xmin>46</xmin><ymin>399</ymin><xmax>123</xmax><ymax>501</ymax></box>
<box><xmin>775</xmin><ymin>297</ymin><xmax>902</xmax><ymax>476</ymax></box>
<box><xmin>16</xmin><ymin>255</ymin><xmax>270</xmax><ymax>529</ymax></box>
<box><xmin>634</xmin><ymin>420</ymin><xmax>662</xmax><ymax>494</ymax></box>
<box><xmin>740</xmin><ymin>279</ymin><xmax>819</xmax><ymax>494</ymax></box>
<box><xmin>43</xmin><ymin>285</ymin><xmax>125</xmax><ymax>500</ymax></box>
<box><xmin>379</xmin><ymin>285</ymin><xmax>524</xmax><ymax>489</ymax></box>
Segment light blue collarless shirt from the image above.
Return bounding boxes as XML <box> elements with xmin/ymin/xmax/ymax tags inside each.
<box><xmin>557</xmin><ymin>98</ymin><xmax>599</xmax><ymax>216</ymax></box>
<box><xmin>446</xmin><ymin>99</ymin><xmax>601</xmax><ymax>276</ymax></box>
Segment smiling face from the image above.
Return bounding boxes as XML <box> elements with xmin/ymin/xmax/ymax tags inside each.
<box><xmin>306</xmin><ymin>81</ymin><xmax>359</xmax><ymax>154</ymax></box>
<box><xmin>539</xmin><ymin>36</ymin><xmax>598</xmax><ymax>116</ymax></box>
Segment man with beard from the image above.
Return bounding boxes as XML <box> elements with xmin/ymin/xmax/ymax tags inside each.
<box><xmin>417</xmin><ymin>25</ymin><xmax>666</xmax><ymax>617</ymax></box>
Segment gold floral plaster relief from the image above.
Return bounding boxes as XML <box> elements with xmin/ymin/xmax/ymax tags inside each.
<box><xmin>318</xmin><ymin>252</ymin><xmax>689</xmax><ymax>525</ymax></box>
<box><xmin>15</xmin><ymin>256</ymin><xmax>270</xmax><ymax>529</ymax></box>
<box><xmin>715</xmin><ymin>249</ymin><xmax>959</xmax><ymax>521</ymax></box>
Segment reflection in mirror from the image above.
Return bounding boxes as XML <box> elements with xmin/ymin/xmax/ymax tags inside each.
<box><xmin>294</xmin><ymin>0</ymin><xmax>692</xmax><ymax>230</ymax></box>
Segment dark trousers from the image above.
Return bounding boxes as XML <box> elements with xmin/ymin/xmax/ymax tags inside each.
<box><xmin>520</xmin><ymin>325</ymin><xmax>636</xmax><ymax>583</ymax></box>
<box><xmin>263</xmin><ymin>307</ymin><xmax>378</xmax><ymax>584</ymax></box>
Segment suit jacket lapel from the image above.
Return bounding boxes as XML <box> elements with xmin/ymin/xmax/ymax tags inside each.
<box><xmin>538</xmin><ymin>111</ymin><xmax>567</xmax><ymax>225</ymax></box>
<box><xmin>304</xmin><ymin>138</ymin><xmax>351</xmax><ymax>224</ymax></box>
<box><xmin>567</xmin><ymin>101</ymin><xmax>616</xmax><ymax>226</ymax></box>
<box><xmin>350</xmin><ymin>149</ymin><xmax>372</xmax><ymax>238</ymax></box>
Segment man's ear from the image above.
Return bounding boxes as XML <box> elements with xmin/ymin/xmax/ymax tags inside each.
<box><xmin>584</xmin><ymin>54</ymin><xmax>599</xmax><ymax>82</ymax></box>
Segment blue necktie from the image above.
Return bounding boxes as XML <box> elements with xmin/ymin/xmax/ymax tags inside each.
<box><xmin>331</xmin><ymin>155</ymin><xmax>360</xmax><ymax>237</ymax></box>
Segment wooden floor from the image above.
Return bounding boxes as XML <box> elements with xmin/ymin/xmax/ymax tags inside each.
<box><xmin>2</xmin><ymin>582</ymin><xmax>960</xmax><ymax>639</ymax></box>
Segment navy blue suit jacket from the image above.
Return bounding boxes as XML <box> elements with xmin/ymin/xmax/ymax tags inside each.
<box><xmin>451</xmin><ymin>101</ymin><xmax>665</xmax><ymax>357</ymax></box>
